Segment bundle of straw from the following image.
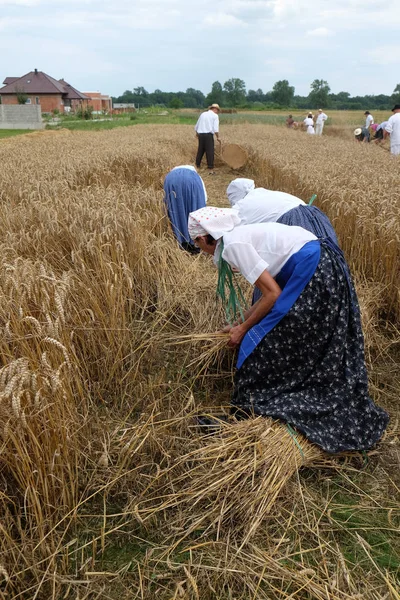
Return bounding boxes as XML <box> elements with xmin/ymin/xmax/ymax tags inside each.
<box><xmin>164</xmin><ymin>332</ymin><xmax>231</xmax><ymax>377</ymax></box>
<box><xmin>137</xmin><ymin>417</ymin><xmax>327</xmax><ymax>546</ymax></box>
<box><xmin>221</xmin><ymin>143</ymin><xmax>248</xmax><ymax>169</ymax></box>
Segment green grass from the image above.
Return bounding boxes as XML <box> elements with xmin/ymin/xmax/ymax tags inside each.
<box><xmin>0</xmin><ymin>129</ymin><xmax>32</xmax><ymax>139</ymax></box>
<box><xmin>49</xmin><ymin>112</ymin><xmax>197</xmax><ymax>131</ymax></box>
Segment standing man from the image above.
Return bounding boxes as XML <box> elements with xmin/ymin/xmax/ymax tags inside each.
<box><xmin>384</xmin><ymin>104</ymin><xmax>400</xmax><ymax>156</ymax></box>
<box><xmin>315</xmin><ymin>109</ymin><xmax>328</xmax><ymax>135</ymax></box>
<box><xmin>195</xmin><ymin>104</ymin><xmax>221</xmax><ymax>173</ymax></box>
<box><xmin>364</xmin><ymin>110</ymin><xmax>374</xmax><ymax>129</ymax></box>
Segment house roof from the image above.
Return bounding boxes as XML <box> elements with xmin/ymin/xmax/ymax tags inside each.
<box><xmin>0</xmin><ymin>70</ymin><xmax>89</xmax><ymax>100</ymax></box>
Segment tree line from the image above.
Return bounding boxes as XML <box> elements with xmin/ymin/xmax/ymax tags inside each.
<box><xmin>112</xmin><ymin>80</ymin><xmax>400</xmax><ymax>111</ymax></box>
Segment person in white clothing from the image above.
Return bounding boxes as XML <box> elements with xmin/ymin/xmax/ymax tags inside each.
<box><xmin>226</xmin><ymin>178</ymin><xmax>339</xmax><ymax>245</ymax></box>
<box><xmin>384</xmin><ymin>104</ymin><xmax>400</xmax><ymax>156</ymax></box>
<box><xmin>187</xmin><ymin>206</ymin><xmax>389</xmax><ymax>454</ymax></box>
<box><xmin>303</xmin><ymin>113</ymin><xmax>315</xmax><ymax>134</ymax></box>
<box><xmin>364</xmin><ymin>111</ymin><xmax>374</xmax><ymax>129</ymax></box>
<box><xmin>194</xmin><ymin>104</ymin><xmax>221</xmax><ymax>172</ymax></box>
<box><xmin>315</xmin><ymin>109</ymin><xmax>328</xmax><ymax>135</ymax></box>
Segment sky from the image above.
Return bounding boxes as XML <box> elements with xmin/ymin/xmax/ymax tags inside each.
<box><xmin>0</xmin><ymin>0</ymin><xmax>399</xmax><ymax>98</ymax></box>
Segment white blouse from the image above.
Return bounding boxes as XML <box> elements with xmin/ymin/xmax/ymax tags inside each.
<box><xmin>235</xmin><ymin>188</ymin><xmax>306</xmax><ymax>224</ymax></box>
<box><xmin>215</xmin><ymin>222</ymin><xmax>317</xmax><ymax>284</ymax></box>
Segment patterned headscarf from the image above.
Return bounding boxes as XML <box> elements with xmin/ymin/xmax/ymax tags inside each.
<box><xmin>188</xmin><ymin>207</ymin><xmax>241</xmax><ymax>240</ymax></box>
<box><xmin>226</xmin><ymin>178</ymin><xmax>255</xmax><ymax>206</ymax></box>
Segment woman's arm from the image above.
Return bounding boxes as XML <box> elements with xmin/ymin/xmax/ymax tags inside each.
<box><xmin>228</xmin><ymin>270</ymin><xmax>282</xmax><ymax>347</ymax></box>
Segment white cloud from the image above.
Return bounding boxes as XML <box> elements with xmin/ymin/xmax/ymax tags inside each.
<box><xmin>203</xmin><ymin>12</ymin><xmax>245</xmax><ymax>27</ymax></box>
<box><xmin>306</xmin><ymin>27</ymin><xmax>332</xmax><ymax>37</ymax></box>
<box><xmin>369</xmin><ymin>45</ymin><xmax>400</xmax><ymax>65</ymax></box>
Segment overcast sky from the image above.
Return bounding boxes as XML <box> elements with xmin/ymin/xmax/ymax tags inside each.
<box><xmin>0</xmin><ymin>0</ymin><xmax>399</xmax><ymax>97</ymax></box>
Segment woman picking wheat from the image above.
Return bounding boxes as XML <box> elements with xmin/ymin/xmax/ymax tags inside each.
<box><xmin>188</xmin><ymin>207</ymin><xmax>389</xmax><ymax>454</ymax></box>
<box><xmin>226</xmin><ymin>178</ymin><xmax>339</xmax><ymax>246</ymax></box>
<box><xmin>163</xmin><ymin>165</ymin><xmax>207</xmax><ymax>254</ymax></box>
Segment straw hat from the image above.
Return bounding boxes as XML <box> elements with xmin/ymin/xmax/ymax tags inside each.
<box><xmin>209</xmin><ymin>103</ymin><xmax>221</xmax><ymax>112</ymax></box>
<box><xmin>354</xmin><ymin>128</ymin><xmax>362</xmax><ymax>136</ymax></box>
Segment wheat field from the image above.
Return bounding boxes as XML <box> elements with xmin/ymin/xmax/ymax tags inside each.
<box><xmin>0</xmin><ymin>125</ymin><xmax>399</xmax><ymax>600</ymax></box>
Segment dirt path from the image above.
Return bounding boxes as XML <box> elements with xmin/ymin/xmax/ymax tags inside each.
<box><xmin>198</xmin><ymin>155</ymin><xmax>244</xmax><ymax>208</ymax></box>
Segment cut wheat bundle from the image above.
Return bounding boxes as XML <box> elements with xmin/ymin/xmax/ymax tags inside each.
<box><xmin>136</xmin><ymin>416</ymin><xmax>327</xmax><ymax>546</ymax></box>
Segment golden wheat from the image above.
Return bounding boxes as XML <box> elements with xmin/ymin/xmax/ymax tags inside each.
<box><xmin>0</xmin><ymin>124</ymin><xmax>398</xmax><ymax>599</ymax></box>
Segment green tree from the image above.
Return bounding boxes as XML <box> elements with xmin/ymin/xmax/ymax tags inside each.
<box><xmin>391</xmin><ymin>84</ymin><xmax>400</xmax><ymax>104</ymax></box>
<box><xmin>15</xmin><ymin>86</ymin><xmax>28</xmax><ymax>105</ymax></box>
<box><xmin>308</xmin><ymin>79</ymin><xmax>330</xmax><ymax>108</ymax></box>
<box><xmin>169</xmin><ymin>97</ymin><xmax>184</xmax><ymax>109</ymax></box>
<box><xmin>247</xmin><ymin>88</ymin><xmax>265</xmax><ymax>103</ymax></box>
<box><xmin>185</xmin><ymin>88</ymin><xmax>205</xmax><ymax>108</ymax></box>
<box><xmin>133</xmin><ymin>87</ymin><xmax>149</xmax><ymax>97</ymax></box>
<box><xmin>270</xmin><ymin>80</ymin><xmax>295</xmax><ymax>106</ymax></box>
<box><xmin>205</xmin><ymin>81</ymin><xmax>225</xmax><ymax>107</ymax></box>
<box><xmin>223</xmin><ymin>78</ymin><xmax>246</xmax><ymax>106</ymax></box>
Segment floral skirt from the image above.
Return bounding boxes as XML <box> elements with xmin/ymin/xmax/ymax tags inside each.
<box><xmin>232</xmin><ymin>246</ymin><xmax>389</xmax><ymax>453</ymax></box>
<box><xmin>277</xmin><ymin>205</ymin><xmax>339</xmax><ymax>246</ymax></box>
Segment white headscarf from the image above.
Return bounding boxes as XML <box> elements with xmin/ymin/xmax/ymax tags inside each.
<box><xmin>188</xmin><ymin>206</ymin><xmax>241</xmax><ymax>240</ymax></box>
<box><xmin>226</xmin><ymin>178</ymin><xmax>255</xmax><ymax>206</ymax></box>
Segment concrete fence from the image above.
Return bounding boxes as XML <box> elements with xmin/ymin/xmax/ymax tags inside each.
<box><xmin>0</xmin><ymin>105</ymin><xmax>44</xmax><ymax>129</ymax></box>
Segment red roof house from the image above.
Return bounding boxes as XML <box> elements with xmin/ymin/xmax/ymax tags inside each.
<box><xmin>0</xmin><ymin>69</ymin><xmax>90</xmax><ymax>113</ymax></box>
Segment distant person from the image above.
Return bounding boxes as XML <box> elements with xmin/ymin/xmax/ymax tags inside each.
<box><xmin>373</xmin><ymin>121</ymin><xmax>389</xmax><ymax>142</ymax></box>
<box><xmin>315</xmin><ymin>109</ymin><xmax>328</xmax><ymax>135</ymax></box>
<box><xmin>354</xmin><ymin>127</ymin><xmax>370</xmax><ymax>143</ymax></box>
<box><xmin>286</xmin><ymin>114</ymin><xmax>295</xmax><ymax>128</ymax></box>
<box><xmin>303</xmin><ymin>113</ymin><xmax>315</xmax><ymax>134</ymax></box>
<box><xmin>364</xmin><ymin>111</ymin><xmax>374</xmax><ymax>129</ymax></box>
<box><xmin>384</xmin><ymin>104</ymin><xmax>400</xmax><ymax>156</ymax></box>
<box><xmin>194</xmin><ymin>104</ymin><xmax>221</xmax><ymax>173</ymax></box>
<box><xmin>163</xmin><ymin>165</ymin><xmax>207</xmax><ymax>253</ymax></box>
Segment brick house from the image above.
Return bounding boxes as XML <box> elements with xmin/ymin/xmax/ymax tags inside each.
<box><xmin>83</xmin><ymin>91</ymin><xmax>112</xmax><ymax>114</ymax></box>
<box><xmin>0</xmin><ymin>69</ymin><xmax>90</xmax><ymax>113</ymax></box>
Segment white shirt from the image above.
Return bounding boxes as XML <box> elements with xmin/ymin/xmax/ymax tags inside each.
<box><xmin>216</xmin><ymin>223</ymin><xmax>317</xmax><ymax>284</ymax></box>
<box><xmin>376</xmin><ymin>121</ymin><xmax>388</xmax><ymax>132</ymax></box>
<box><xmin>195</xmin><ymin>110</ymin><xmax>219</xmax><ymax>134</ymax></box>
<box><xmin>365</xmin><ymin>114</ymin><xmax>374</xmax><ymax>128</ymax></box>
<box><xmin>316</xmin><ymin>112</ymin><xmax>327</xmax><ymax>124</ymax></box>
<box><xmin>304</xmin><ymin>117</ymin><xmax>315</xmax><ymax>134</ymax></box>
<box><xmin>235</xmin><ymin>188</ymin><xmax>306</xmax><ymax>224</ymax></box>
<box><xmin>385</xmin><ymin>113</ymin><xmax>400</xmax><ymax>149</ymax></box>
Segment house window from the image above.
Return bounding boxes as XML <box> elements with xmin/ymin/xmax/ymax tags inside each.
<box><xmin>35</xmin><ymin>97</ymin><xmax>40</xmax><ymax>105</ymax></box>
<box><xmin>25</xmin><ymin>98</ymin><xmax>31</xmax><ymax>104</ymax></box>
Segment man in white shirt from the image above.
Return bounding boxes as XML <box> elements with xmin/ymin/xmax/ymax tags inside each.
<box><xmin>364</xmin><ymin>111</ymin><xmax>374</xmax><ymax>129</ymax></box>
<box><xmin>315</xmin><ymin>109</ymin><xmax>328</xmax><ymax>135</ymax></box>
<box><xmin>194</xmin><ymin>104</ymin><xmax>221</xmax><ymax>172</ymax></box>
<box><xmin>384</xmin><ymin>104</ymin><xmax>400</xmax><ymax>156</ymax></box>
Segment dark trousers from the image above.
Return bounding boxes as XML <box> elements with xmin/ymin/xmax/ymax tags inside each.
<box><xmin>196</xmin><ymin>133</ymin><xmax>214</xmax><ymax>169</ymax></box>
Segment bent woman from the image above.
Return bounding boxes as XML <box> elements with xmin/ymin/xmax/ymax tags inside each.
<box><xmin>227</xmin><ymin>178</ymin><xmax>339</xmax><ymax>246</ymax></box>
<box><xmin>163</xmin><ymin>165</ymin><xmax>207</xmax><ymax>253</ymax></box>
<box><xmin>188</xmin><ymin>207</ymin><xmax>389</xmax><ymax>454</ymax></box>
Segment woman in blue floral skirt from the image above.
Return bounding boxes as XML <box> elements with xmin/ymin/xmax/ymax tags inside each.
<box><xmin>188</xmin><ymin>207</ymin><xmax>389</xmax><ymax>454</ymax></box>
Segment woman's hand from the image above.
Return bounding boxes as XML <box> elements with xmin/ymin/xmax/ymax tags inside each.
<box><xmin>228</xmin><ymin>324</ymin><xmax>247</xmax><ymax>348</ymax></box>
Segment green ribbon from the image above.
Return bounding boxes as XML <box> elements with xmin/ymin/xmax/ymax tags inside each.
<box><xmin>308</xmin><ymin>194</ymin><xmax>317</xmax><ymax>206</ymax></box>
<box><xmin>286</xmin><ymin>424</ymin><xmax>305</xmax><ymax>460</ymax></box>
<box><xmin>216</xmin><ymin>240</ymin><xmax>247</xmax><ymax>325</ymax></box>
